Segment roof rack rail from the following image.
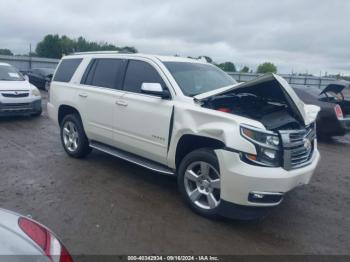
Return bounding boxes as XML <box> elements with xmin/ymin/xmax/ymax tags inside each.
<box><xmin>72</xmin><ymin>51</ymin><xmax>120</xmax><ymax>55</ymax></box>
<box><xmin>72</xmin><ymin>51</ymin><xmax>135</xmax><ymax>55</ymax></box>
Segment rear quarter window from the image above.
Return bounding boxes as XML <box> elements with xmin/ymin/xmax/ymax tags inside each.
<box><xmin>53</xmin><ymin>58</ymin><xmax>82</xmax><ymax>82</ymax></box>
<box><xmin>82</xmin><ymin>58</ymin><xmax>124</xmax><ymax>89</ymax></box>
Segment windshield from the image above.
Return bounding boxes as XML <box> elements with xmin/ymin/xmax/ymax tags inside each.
<box><xmin>298</xmin><ymin>85</ymin><xmax>343</xmax><ymax>99</ymax></box>
<box><xmin>164</xmin><ymin>62</ymin><xmax>236</xmax><ymax>96</ymax></box>
<box><xmin>36</xmin><ymin>68</ymin><xmax>55</xmax><ymax>76</ymax></box>
<box><xmin>294</xmin><ymin>85</ymin><xmax>325</xmax><ymax>97</ymax></box>
<box><xmin>0</xmin><ymin>65</ymin><xmax>24</xmax><ymax>81</ymax></box>
<box><xmin>294</xmin><ymin>85</ymin><xmax>344</xmax><ymax>102</ymax></box>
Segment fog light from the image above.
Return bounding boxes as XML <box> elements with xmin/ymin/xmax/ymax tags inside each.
<box><xmin>248</xmin><ymin>192</ymin><xmax>284</xmax><ymax>204</ymax></box>
<box><xmin>262</xmin><ymin>148</ymin><xmax>276</xmax><ymax>159</ymax></box>
<box><xmin>253</xmin><ymin>193</ymin><xmax>264</xmax><ymax>199</ymax></box>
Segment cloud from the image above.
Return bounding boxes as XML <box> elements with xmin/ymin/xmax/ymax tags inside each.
<box><xmin>0</xmin><ymin>0</ymin><xmax>349</xmax><ymax>74</ymax></box>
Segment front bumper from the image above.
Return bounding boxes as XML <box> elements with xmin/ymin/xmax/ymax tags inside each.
<box><xmin>215</xmin><ymin>147</ymin><xmax>320</xmax><ymax>218</ymax></box>
<box><xmin>0</xmin><ymin>99</ymin><xmax>42</xmax><ymax>116</ymax></box>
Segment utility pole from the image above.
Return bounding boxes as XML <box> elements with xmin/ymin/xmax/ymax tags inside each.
<box><xmin>29</xmin><ymin>43</ymin><xmax>32</xmax><ymax>70</ymax></box>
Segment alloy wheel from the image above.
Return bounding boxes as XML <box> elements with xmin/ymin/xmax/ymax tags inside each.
<box><xmin>62</xmin><ymin>121</ymin><xmax>79</xmax><ymax>152</ymax></box>
<box><xmin>184</xmin><ymin>161</ymin><xmax>221</xmax><ymax>210</ymax></box>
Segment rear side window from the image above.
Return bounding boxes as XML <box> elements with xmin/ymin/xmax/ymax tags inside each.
<box><xmin>123</xmin><ymin>60</ymin><xmax>165</xmax><ymax>93</ymax></box>
<box><xmin>82</xmin><ymin>59</ymin><xmax>123</xmax><ymax>89</ymax></box>
<box><xmin>53</xmin><ymin>59</ymin><xmax>82</xmax><ymax>82</ymax></box>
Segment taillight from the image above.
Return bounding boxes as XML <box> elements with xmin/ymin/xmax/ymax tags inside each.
<box><xmin>217</xmin><ymin>107</ymin><xmax>231</xmax><ymax>113</ymax></box>
<box><xmin>18</xmin><ymin>217</ymin><xmax>73</xmax><ymax>262</ymax></box>
<box><xmin>334</xmin><ymin>105</ymin><xmax>343</xmax><ymax>120</ymax></box>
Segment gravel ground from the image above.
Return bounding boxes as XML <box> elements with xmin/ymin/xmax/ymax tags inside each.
<box><xmin>0</xmin><ymin>93</ymin><xmax>349</xmax><ymax>255</ymax></box>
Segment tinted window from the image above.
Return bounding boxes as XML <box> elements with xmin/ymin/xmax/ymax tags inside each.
<box><xmin>82</xmin><ymin>60</ymin><xmax>97</xmax><ymax>85</ymax></box>
<box><xmin>53</xmin><ymin>58</ymin><xmax>82</xmax><ymax>82</ymax></box>
<box><xmin>32</xmin><ymin>69</ymin><xmax>42</xmax><ymax>75</ymax></box>
<box><xmin>123</xmin><ymin>60</ymin><xmax>165</xmax><ymax>93</ymax></box>
<box><xmin>293</xmin><ymin>86</ymin><xmax>325</xmax><ymax>98</ymax></box>
<box><xmin>293</xmin><ymin>87</ymin><xmax>320</xmax><ymax>104</ymax></box>
<box><xmin>164</xmin><ymin>62</ymin><xmax>236</xmax><ymax>96</ymax></box>
<box><xmin>90</xmin><ymin>59</ymin><xmax>123</xmax><ymax>89</ymax></box>
<box><xmin>37</xmin><ymin>68</ymin><xmax>55</xmax><ymax>76</ymax></box>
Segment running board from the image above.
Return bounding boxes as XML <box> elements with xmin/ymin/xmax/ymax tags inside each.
<box><xmin>89</xmin><ymin>141</ymin><xmax>175</xmax><ymax>176</ymax></box>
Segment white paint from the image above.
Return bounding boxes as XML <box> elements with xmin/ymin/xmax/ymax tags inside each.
<box><xmin>48</xmin><ymin>52</ymin><xmax>321</xmax><ymax>210</ymax></box>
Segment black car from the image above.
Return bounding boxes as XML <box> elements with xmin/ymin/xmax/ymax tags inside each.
<box><xmin>26</xmin><ymin>68</ymin><xmax>55</xmax><ymax>90</ymax></box>
<box><xmin>293</xmin><ymin>81</ymin><xmax>350</xmax><ymax>137</ymax></box>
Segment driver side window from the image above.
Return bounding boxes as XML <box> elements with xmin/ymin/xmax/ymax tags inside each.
<box><xmin>123</xmin><ymin>60</ymin><xmax>166</xmax><ymax>94</ymax></box>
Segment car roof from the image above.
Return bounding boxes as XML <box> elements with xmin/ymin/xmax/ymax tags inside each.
<box><xmin>62</xmin><ymin>52</ymin><xmax>207</xmax><ymax>64</ymax></box>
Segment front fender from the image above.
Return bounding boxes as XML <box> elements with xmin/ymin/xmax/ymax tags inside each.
<box><xmin>167</xmin><ymin>104</ymin><xmax>262</xmax><ymax>168</ymax></box>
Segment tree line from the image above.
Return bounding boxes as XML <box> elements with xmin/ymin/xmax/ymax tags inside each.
<box><xmin>188</xmin><ymin>56</ymin><xmax>277</xmax><ymax>74</ymax></box>
<box><xmin>1</xmin><ymin>34</ymin><xmax>277</xmax><ymax>74</ymax></box>
<box><xmin>35</xmin><ymin>34</ymin><xmax>137</xmax><ymax>58</ymax></box>
<box><xmin>0</xmin><ymin>34</ymin><xmax>137</xmax><ymax>59</ymax></box>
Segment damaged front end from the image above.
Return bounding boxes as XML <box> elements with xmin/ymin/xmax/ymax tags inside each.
<box><xmin>196</xmin><ymin>74</ymin><xmax>320</xmax><ymax>170</ymax></box>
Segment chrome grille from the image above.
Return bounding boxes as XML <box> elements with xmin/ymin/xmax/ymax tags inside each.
<box><xmin>2</xmin><ymin>93</ymin><xmax>29</xmax><ymax>98</ymax></box>
<box><xmin>279</xmin><ymin>124</ymin><xmax>316</xmax><ymax>170</ymax></box>
<box><xmin>1</xmin><ymin>92</ymin><xmax>29</xmax><ymax>98</ymax></box>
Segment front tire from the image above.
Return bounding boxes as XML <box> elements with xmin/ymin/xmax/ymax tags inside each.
<box><xmin>178</xmin><ymin>148</ymin><xmax>221</xmax><ymax>218</ymax></box>
<box><xmin>60</xmin><ymin>114</ymin><xmax>91</xmax><ymax>158</ymax></box>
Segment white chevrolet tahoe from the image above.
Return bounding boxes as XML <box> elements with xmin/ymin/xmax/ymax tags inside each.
<box><xmin>48</xmin><ymin>52</ymin><xmax>320</xmax><ymax>220</ymax></box>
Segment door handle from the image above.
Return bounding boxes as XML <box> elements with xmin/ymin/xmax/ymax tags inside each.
<box><xmin>116</xmin><ymin>100</ymin><xmax>128</xmax><ymax>106</ymax></box>
<box><xmin>79</xmin><ymin>93</ymin><xmax>88</xmax><ymax>98</ymax></box>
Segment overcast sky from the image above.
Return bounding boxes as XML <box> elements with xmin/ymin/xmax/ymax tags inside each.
<box><xmin>0</xmin><ymin>0</ymin><xmax>349</xmax><ymax>74</ymax></box>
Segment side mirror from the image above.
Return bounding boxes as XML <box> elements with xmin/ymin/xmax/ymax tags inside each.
<box><xmin>24</xmin><ymin>75</ymin><xmax>29</xmax><ymax>81</ymax></box>
<box><xmin>141</xmin><ymin>83</ymin><xmax>170</xmax><ymax>99</ymax></box>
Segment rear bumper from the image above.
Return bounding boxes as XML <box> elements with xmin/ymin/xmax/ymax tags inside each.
<box><xmin>317</xmin><ymin>117</ymin><xmax>350</xmax><ymax>136</ymax></box>
<box><xmin>339</xmin><ymin>117</ymin><xmax>350</xmax><ymax>132</ymax></box>
<box><xmin>0</xmin><ymin>99</ymin><xmax>42</xmax><ymax>116</ymax></box>
<box><xmin>214</xmin><ymin>147</ymin><xmax>320</xmax><ymax>218</ymax></box>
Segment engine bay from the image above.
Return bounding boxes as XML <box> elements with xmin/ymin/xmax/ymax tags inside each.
<box><xmin>201</xmin><ymin>81</ymin><xmax>305</xmax><ymax>131</ymax></box>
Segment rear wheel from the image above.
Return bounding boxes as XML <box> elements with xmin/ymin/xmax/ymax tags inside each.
<box><xmin>60</xmin><ymin>114</ymin><xmax>91</xmax><ymax>158</ymax></box>
<box><xmin>178</xmin><ymin>149</ymin><xmax>221</xmax><ymax>218</ymax></box>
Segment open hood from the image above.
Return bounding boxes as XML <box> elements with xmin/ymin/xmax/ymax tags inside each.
<box><xmin>320</xmin><ymin>80</ymin><xmax>349</xmax><ymax>95</ymax></box>
<box><xmin>194</xmin><ymin>74</ymin><xmax>305</xmax><ymax>117</ymax></box>
<box><xmin>193</xmin><ymin>82</ymin><xmax>242</xmax><ymax>101</ymax></box>
<box><xmin>194</xmin><ymin>74</ymin><xmax>319</xmax><ymax>125</ymax></box>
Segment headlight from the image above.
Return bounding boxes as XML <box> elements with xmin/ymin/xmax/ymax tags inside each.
<box><xmin>240</xmin><ymin>125</ymin><xmax>281</xmax><ymax>167</ymax></box>
<box><xmin>31</xmin><ymin>88</ymin><xmax>41</xmax><ymax>97</ymax></box>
